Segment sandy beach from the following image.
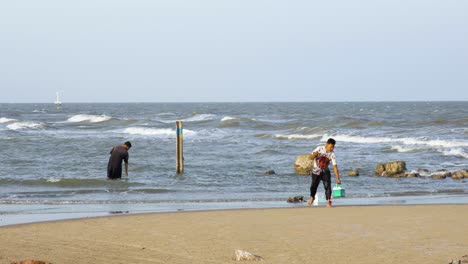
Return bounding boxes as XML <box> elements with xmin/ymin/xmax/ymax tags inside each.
<box><xmin>1</xmin><ymin>205</ymin><xmax>467</xmax><ymax>264</ymax></box>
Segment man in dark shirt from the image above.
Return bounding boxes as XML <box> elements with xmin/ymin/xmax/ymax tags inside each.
<box><xmin>107</xmin><ymin>141</ymin><xmax>132</xmax><ymax>179</ymax></box>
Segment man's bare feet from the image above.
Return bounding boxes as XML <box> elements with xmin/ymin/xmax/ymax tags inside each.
<box><xmin>326</xmin><ymin>200</ymin><xmax>332</xmax><ymax>208</ymax></box>
<box><xmin>307</xmin><ymin>198</ymin><xmax>314</xmax><ymax>206</ymax></box>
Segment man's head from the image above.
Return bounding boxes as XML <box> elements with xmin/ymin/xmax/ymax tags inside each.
<box><xmin>124</xmin><ymin>141</ymin><xmax>132</xmax><ymax>150</ymax></box>
<box><xmin>325</xmin><ymin>138</ymin><xmax>335</xmax><ymax>152</ymax></box>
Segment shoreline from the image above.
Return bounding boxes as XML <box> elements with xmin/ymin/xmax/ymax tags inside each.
<box><xmin>2</xmin><ymin>193</ymin><xmax>468</xmax><ymax>227</ymax></box>
<box><xmin>1</xmin><ymin>204</ymin><xmax>467</xmax><ymax>264</ymax></box>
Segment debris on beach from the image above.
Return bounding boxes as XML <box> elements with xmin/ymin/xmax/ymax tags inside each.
<box><xmin>234</xmin><ymin>250</ymin><xmax>264</xmax><ymax>261</ymax></box>
<box><xmin>11</xmin><ymin>260</ymin><xmax>50</xmax><ymax>264</ymax></box>
<box><xmin>109</xmin><ymin>210</ymin><xmax>129</xmax><ymax>214</ymax></box>
<box><xmin>448</xmin><ymin>254</ymin><xmax>468</xmax><ymax>264</ymax></box>
<box><xmin>287</xmin><ymin>195</ymin><xmax>305</xmax><ymax>203</ymax></box>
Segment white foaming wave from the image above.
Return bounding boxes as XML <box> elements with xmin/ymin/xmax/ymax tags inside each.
<box><xmin>0</xmin><ymin>117</ymin><xmax>17</xmax><ymax>123</ymax></box>
<box><xmin>324</xmin><ymin>134</ymin><xmax>394</xmax><ymax>144</ymax></box>
<box><xmin>67</xmin><ymin>114</ymin><xmax>112</xmax><ymax>123</ymax></box>
<box><xmin>46</xmin><ymin>178</ymin><xmax>62</xmax><ymax>183</ymax></box>
<box><xmin>391</xmin><ymin>145</ymin><xmax>418</xmax><ymax>152</ymax></box>
<box><xmin>441</xmin><ymin>148</ymin><xmax>468</xmax><ymax>159</ymax></box>
<box><xmin>398</xmin><ymin>138</ymin><xmax>468</xmax><ymax>148</ymax></box>
<box><xmin>7</xmin><ymin>122</ymin><xmax>44</xmax><ymax>130</ymax></box>
<box><xmin>325</xmin><ymin>134</ymin><xmax>468</xmax><ymax>148</ymax></box>
<box><xmin>182</xmin><ymin>114</ymin><xmax>217</xmax><ymax>122</ymax></box>
<box><xmin>275</xmin><ymin>134</ymin><xmax>322</xmax><ymax>140</ymax></box>
<box><xmin>221</xmin><ymin>116</ymin><xmax>238</xmax><ymax>122</ymax></box>
<box><xmin>123</xmin><ymin>127</ymin><xmax>173</xmax><ymax>136</ymax></box>
<box><xmin>123</xmin><ymin>127</ymin><xmax>197</xmax><ymax>137</ymax></box>
<box><xmin>154</xmin><ymin>114</ymin><xmax>217</xmax><ymax>124</ymax></box>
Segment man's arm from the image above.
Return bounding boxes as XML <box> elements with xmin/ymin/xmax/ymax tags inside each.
<box><xmin>309</xmin><ymin>151</ymin><xmax>318</xmax><ymax>160</ymax></box>
<box><xmin>124</xmin><ymin>161</ymin><xmax>129</xmax><ymax>177</ymax></box>
<box><xmin>333</xmin><ymin>164</ymin><xmax>341</xmax><ymax>184</ymax></box>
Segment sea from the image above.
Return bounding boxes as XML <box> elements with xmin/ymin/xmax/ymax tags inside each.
<box><xmin>1</xmin><ymin>102</ymin><xmax>467</xmax><ymax>226</ymax></box>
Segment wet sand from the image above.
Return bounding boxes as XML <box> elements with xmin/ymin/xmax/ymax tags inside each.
<box><xmin>1</xmin><ymin>205</ymin><xmax>467</xmax><ymax>264</ymax></box>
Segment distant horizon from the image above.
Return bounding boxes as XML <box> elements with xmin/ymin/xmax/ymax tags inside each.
<box><xmin>1</xmin><ymin>100</ymin><xmax>466</xmax><ymax>104</ymax></box>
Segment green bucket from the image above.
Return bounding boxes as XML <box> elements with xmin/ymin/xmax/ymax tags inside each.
<box><xmin>332</xmin><ymin>184</ymin><xmax>345</xmax><ymax>198</ymax></box>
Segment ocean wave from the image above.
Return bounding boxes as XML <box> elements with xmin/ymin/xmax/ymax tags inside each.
<box><xmin>275</xmin><ymin>134</ymin><xmax>322</xmax><ymax>140</ymax></box>
<box><xmin>0</xmin><ymin>178</ymin><xmax>143</xmax><ymax>187</ymax></box>
<box><xmin>6</xmin><ymin>122</ymin><xmax>45</xmax><ymax>130</ymax></box>
<box><xmin>154</xmin><ymin>114</ymin><xmax>217</xmax><ymax>124</ymax></box>
<box><xmin>218</xmin><ymin>116</ymin><xmax>266</xmax><ymax>128</ymax></box>
<box><xmin>122</xmin><ymin>127</ymin><xmax>197</xmax><ymax>137</ymax></box>
<box><xmin>182</xmin><ymin>114</ymin><xmax>217</xmax><ymax>122</ymax></box>
<box><xmin>441</xmin><ymin>148</ymin><xmax>468</xmax><ymax>159</ymax></box>
<box><xmin>385</xmin><ymin>189</ymin><xmax>467</xmax><ymax>197</ymax></box>
<box><xmin>0</xmin><ymin>117</ymin><xmax>17</xmax><ymax>123</ymax></box>
<box><xmin>1</xmin><ymin>188</ymin><xmax>173</xmax><ymax>200</ymax></box>
<box><xmin>156</xmin><ymin>112</ymin><xmax>176</xmax><ymax>116</ymax></box>
<box><xmin>0</xmin><ymin>197</ymin><xmax>286</xmax><ymax>205</ymax></box>
<box><xmin>325</xmin><ymin>134</ymin><xmax>468</xmax><ymax>148</ymax></box>
<box><xmin>221</xmin><ymin>116</ymin><xmax>238</xmax><ymax>122</ymax></box>
<box><xmin>390</xmin><ymin>145</ymin><xmax>421</xmax><ymax>153</ymax></box>
<box><xmin>123</xmin><ymin>127</ymin><xmax>174</xmax><ymax>136</ymax></box>
<box><xmin>67</xmin><ymin>114</ymin><xmax>112</xmax><ymax>123</ymax></box>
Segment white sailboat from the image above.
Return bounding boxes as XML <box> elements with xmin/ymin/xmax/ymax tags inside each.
<box><xmin>54</xmin><ymin>92</ymin><xmax>62</xmax><ymax>106</ymax></box>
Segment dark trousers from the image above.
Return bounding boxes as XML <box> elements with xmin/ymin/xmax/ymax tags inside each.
<box><xmin>310</xmin><ymin>169</ymin><xmax>332</xmax><ymax>200</ymax></box>
<box><xmin>107</xmin><ymin>166</ymin><xmax>122</xmax><ymax>179</ymax></box>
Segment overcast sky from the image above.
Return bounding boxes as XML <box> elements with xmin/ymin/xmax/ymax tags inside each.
<box><xmin>1</xmin><ymin>1</ymin><xmax>467</xmax><ymax>103</ymax></box>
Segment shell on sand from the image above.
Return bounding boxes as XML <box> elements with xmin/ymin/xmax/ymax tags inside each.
<box><xmin>234</xmin><ymin>250</ymin><xmax>264</xmax><ymax>261</ymax></box>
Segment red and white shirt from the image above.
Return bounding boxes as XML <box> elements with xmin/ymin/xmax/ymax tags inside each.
<box><xmin>311</xmin><ymin>145</ymin><xmax>337</xmax><ymax>174</ymax></box>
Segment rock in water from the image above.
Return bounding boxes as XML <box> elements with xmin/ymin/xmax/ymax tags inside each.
<box><xmin>234</xmin><ymin>250</ymin><xmax>264</xmax><ymax>261</ymax></box>
<box><xmin>452</xmin><ymin>169</ymin><xmax>468</xmax><ymax>180</ymax></box>
<box><xmin>375</xmin><ymin>161</ymin><xmax>406</xmax><ymax>177</ymax></box>
<box><xmin>347</xmin><ymin>169</ymin><xmax>359</xmax><ymax>176</ymax></box>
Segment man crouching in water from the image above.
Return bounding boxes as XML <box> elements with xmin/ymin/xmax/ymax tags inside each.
<box><xmin>107</xmin><ymin>141</ymin><xmax>132</xmax><ymax>179</ymax></box>
<box><xmin>307</xmin><ymin>138</ymin><xmax>341</xmax><ymax>208</ymax></box>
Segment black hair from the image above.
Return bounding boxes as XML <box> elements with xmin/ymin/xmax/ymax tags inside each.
<box><xmin>124</xmin><ymin>141</ymin><xmax>132</xmax><ymax>148</ymax></box>
<box><xmin>327</xmin><ymin>138</ymin><xmax>336</xmax><ymax>145</ymax></box>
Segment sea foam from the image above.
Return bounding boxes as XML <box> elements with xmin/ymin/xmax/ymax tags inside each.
<box><xmin>67</xmin><ymin>114</ymin><xmax>112</xmax><ymax>123</ymax></box>
<box><xmin>441</xmin><ymin>148</ymin><xmax>468</xmax><ymax>159</ymax></box>
<box><xmin>7</xmin><ymin>122</ymin><xmax>44</xmax><ymax>130</ymax></box>
<box><xmin>324</xmin><ymin>134</ymin><xmax>468</xmax><ymax>148</ymax></box>
<box><xmin>154</xmin><ymin>114</ymin><xmax>217</xmax><ymax>124</ymax></box>
<box><xmin>0</xmin><ymin>117</ymin><xmax>17</xmax><ymax>123</ymax></box>
<box><xmin>123</xmin><ymin>127</ymin><xmax>196</xmax><ymax>137</ymax></box>
<box><xmin>275</xmin><ymin>134</ymin><xmax>322</xmax><ymax>140</ymax></box>
<box><xmin>182</xmin><ymin>114</ymin><xmax>217</xmax><ymax>122</ymax></box>
<box><xmin>390</xmin><ymin>145</ymin><xmax>419</xmax><ymax>152</ymax></box>
<box><xmin>221</xmin><ymin>116</ymin><xmax>238</xmax><ymax>122</ymax></box>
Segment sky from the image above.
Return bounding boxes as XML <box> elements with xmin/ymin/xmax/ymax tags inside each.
<box><xmin>1</xmin><ymin>1</ymin><xmax>467</xmax><ymax>103</ymax></box>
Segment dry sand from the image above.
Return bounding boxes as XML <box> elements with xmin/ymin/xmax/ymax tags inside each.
<box><xmin>1</xmin><ymin>205</ymin><xmax>467</xmax><ymax>264</ymax></box>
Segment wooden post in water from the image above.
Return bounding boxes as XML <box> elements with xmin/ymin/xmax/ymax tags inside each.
<box><xmin>176</xmin><ymin>121</ymin><xmax>184</xmax><ymax>174</ymax></box>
